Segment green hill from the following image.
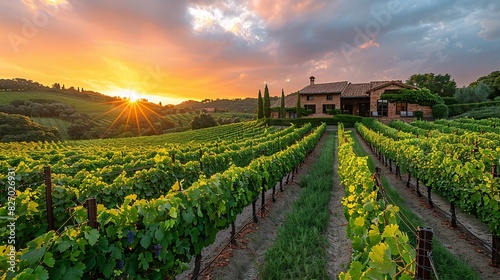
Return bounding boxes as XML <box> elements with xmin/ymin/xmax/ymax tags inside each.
<box><xmin>175</xmin><ymin>97</ymin><xmax>275</xmax><ymax>114</ymax></box>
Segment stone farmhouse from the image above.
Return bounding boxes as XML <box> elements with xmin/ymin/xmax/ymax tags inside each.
<box><xmin>271</xmin><ymin>76</ymin><xmax>433</xmax><ymax>120</ymax></box>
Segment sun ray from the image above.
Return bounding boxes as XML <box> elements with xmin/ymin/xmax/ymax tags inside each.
<box><xmin>133</xmin><ymin>103</ymin><xmax>141</xmax><ymax>136</ymax></box>
<box><xmin>102</xmin><ymin>102</ymin><xmax>133</xmax><ymax>136</ymax></box>
<box><xmin>90</xmin><ymin>89</ymin><xmax>169</xmax><ymax>138</ymax></box>
<box><xmin>136</xmin><ymin>103</ymin><xmax>158</xmax><ymax>134</ymax></box>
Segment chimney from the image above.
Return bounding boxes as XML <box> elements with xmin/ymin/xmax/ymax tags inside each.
<box><xmin>309</xmin><ymin>76</ymin><xmax>315</xmax><ymax>86</ymax></box>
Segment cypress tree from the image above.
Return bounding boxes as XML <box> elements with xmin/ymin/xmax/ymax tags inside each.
<box><xmin>280</xmin><ymin>89</ymin><xmax>285</xmax><ymax>118</ymax></box>
<box><xmin>264</xmin><ymin>84</ymin><xmax>271</xmax><ymax>118</ymax></box>
<box><xmin>257</xmin><ymin>89</ymin><xmax>264</xmax><ymax>119</ymax></box>
<box><xmin>296</xmin><ymin>91</ymin><xmax>302</xmax><ymax>118</ymax></box>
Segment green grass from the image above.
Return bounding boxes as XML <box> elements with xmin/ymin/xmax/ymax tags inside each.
<box><xmin>30</xmin><ymin>117</ymin><xmax>73</xmax><ymax>139</ymax></box>
<box><xmin>0</xmin><ymin>91</ymin><xmax>118</xmax><ymax>117</ymax></box>
<box><xmin>259</xmin><ymin>132</ymin><xmax>335</xmax><ymax>280</ymax></box>
<box><xmin>350</xmin><ymin>129</ymin><xmax>480</xmax><ymax>280</ymax></box>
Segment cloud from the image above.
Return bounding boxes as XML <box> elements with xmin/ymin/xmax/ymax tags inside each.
<box><xmin>0</xmin><ymin>0</ymin><xmax>499</xmax><ymax>102</ymax></box>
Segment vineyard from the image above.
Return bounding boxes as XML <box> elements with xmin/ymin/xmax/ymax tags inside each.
<box><xmin>2</xmin><ymin>116</ymin><xmax>500</xmax><ymax>279</ymax></box>
<box><xmin>355</xmin><ymin>117</ymin><xmax>500</xmax><ymax>266</ymax></box>
<box><xmin>0</xmin><ymin>120</ymin><xmax>325</xmax><ymax>279</ymax></box>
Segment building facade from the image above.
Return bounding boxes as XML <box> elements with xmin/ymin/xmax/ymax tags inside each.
<box><xmin>272</xmin><ymin>76</ymin><xmax>433</xmax><ymax>120</ymax></box>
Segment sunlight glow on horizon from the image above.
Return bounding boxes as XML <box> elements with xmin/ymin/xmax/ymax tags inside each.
<box><xmin>104</xmin><ymin>88</ymin><xmax>189</xmax><ymax>105</ymax></box>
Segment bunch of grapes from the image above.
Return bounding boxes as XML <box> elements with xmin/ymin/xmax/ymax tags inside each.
<box><xmin>153</xmin><ymin>244</ymin><xmax>162</xmax><ymax>257</ymax></box>
<box><xmin>117</xmin><ymin>259</ymin><xmax>125</xmax><ymax>270</ymax></box>
<box><xmin>127</xmin><ymin>230</ymin><xmax>134</xmax><ymax>244</ymax></box>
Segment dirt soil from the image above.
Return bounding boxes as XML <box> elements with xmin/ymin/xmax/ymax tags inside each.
<box><xmin>351</xmin><ymin>129</ymin><xmax>500</xmax><ymax>279</ymax></box>
<box><xmin>177</xmin><ymin>130</ymin><xmax>351</xmax><ymax>280</ymax></box>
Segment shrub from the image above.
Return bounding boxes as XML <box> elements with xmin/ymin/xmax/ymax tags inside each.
<box><xmin>414</xmin><ymin>110</ymin><xmax>423</xmax><ymax>120</ymax></box>
<box><xmin>432</xmin><ymin>104</ymin><xmax>449</xmax><ymax>119</ymax></box>
<box><xmin>442</xmin><ymin>97</ymin><xmax>458</xmax><ymax>105</ymax></box>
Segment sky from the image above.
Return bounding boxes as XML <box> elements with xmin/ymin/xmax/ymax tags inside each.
<box><xmin>1</xmin><ymin>0</ymin><xmax>499</xmax><ymax>105</ymax></box>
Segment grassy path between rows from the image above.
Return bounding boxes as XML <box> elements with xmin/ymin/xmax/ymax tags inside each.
<box><xmin>259</xmin><ymin>132</ymin><xmax>336</xmax><ymax>279</ymax></box>
<box><xmin>350</xmin><ymin>130</ymin><xmax>480</xmax><ymax>280</ymax></box>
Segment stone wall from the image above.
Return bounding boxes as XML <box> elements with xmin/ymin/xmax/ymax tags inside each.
<box><xmin>369</xmin><ymin>84</ymin><xmax>433</xmax><ymax>119</ymax></box>
<box><xmin>301</xmin><ymin>93</ymin><xmax>340</xmax><ymax>114</ymax></box>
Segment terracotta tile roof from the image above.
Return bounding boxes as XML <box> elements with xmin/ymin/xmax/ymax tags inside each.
<box><xmin>369</xmin><ymin>81</ymin><xmax>391</xmax><ymax>89</ymax></box>
<box><xmin>369</xmin><ymin>80</ymin><xmax>417</xmax><ymax>91</ymax></box>
<box><xmin>299</xmin><ymin>81</ymin><xmax>348</xmax><ymax>94</ymax></box>
<box><xmin>271</xmin><ymin>92</ymin><xmax>298</xmax><ymax>108</ymax></box>
<box><xmin>341</xmin><ymin>83</ymin><xmax>370</xmax><ymax>98</ymax></box>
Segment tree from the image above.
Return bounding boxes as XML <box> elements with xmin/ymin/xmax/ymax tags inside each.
<box><xmin>190</xmin><ymin>112</ymin><xmax>218</xmax><ymax>130</ymax></box>
<box><xmin>264</xmin><ymin>84</ymin><xmax>271</xmax><ymax>118</ymax></box>
<box><xmin>280</xmin><ymin>89</ymin><xmax>285</xmax><ymax>118</ymax></box>
<box><xmin>454</xmin><ymin>81</ymin><xmax>490</xmax><ymax>103</ymax></box>
<box><xmin>0</xmin><ymin>112</ymin><xmax>61</xmax><ymax>142</ymax></box>
<box><xmin>406</xmin><ymin>73</ymin><xmax>456</xmax><ymax>97</ymax></box>
<box><xmin>257</xmin><ymin>89</ymin><xmax>264</xmax><ymax>119</ymax></box>
<box><xmin>470</xmin><ymin>70</ymin><xmax>500</xmax><ymax>99</ymax></box>
<box><xmin>296</xmin><ymin>91</ymin><xmax>302</xmax><ymax>118</ymax></box>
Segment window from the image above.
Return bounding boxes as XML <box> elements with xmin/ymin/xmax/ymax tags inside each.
<box><xmin>377</xmin><ymin>99</ymin><xmax>388</xmax><ymax>117</ymax></box>
<box><xmin>396</xmin><ymin>102</ymin><xmax>407</xmax><ymax>115</ymax></box>
<box><xmin>307</xmin><ymin>96</ymin><xmax>313</xmax><ymax>101</ymax></box>
<box><xmin>326</xmin><ymin>95</ymin><xmax>333</xmax><ymax>100</ymax></box>
<box><xmin>304</xmin><ymin>104</ymin><xmax>316</xmax><ymax>114</ymax></box>
<box><xmin>323</xmin><ymin>104</ymin><xmax>335</xmax><ymax>113</ymax></box>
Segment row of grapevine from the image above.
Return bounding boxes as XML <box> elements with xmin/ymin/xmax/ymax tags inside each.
<box><xmin>355</xmin><ymin>122</ymin><xmax>500</xmax><ymax>238</ymax></box>
<box><xmin>389</xmin><ymin>120</ymin><xmax>500</xmax><ymax>150</ymax></box>
<box><xmin>434</xmin><ymin>118</ymin><xmax>500</xmax><ymax>134</ymax></box>
<box><xmin>1</xmin><ymin>123</ymin><xmax>326</xmax><ymax>279</ymax></box>
<box><xmin>1</xmin><ymin>123</ymin><xmax>314</xmax><ymax>247</ymax></box>
<box><xmin>409</xmin><ymin>120</ymin><xmax>500</xmax><ymax>144</ymax></box>
<box><xmin>337</xmin><ymin>123</ymin><xmax>415</xmax><ymax>279</ymax></box>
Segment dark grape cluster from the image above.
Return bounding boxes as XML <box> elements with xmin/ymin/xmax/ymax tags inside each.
<box><xmin>117</xmin><ymin>259</ymin><xmax>125</xmax><ymax>270</ymax></box>
<box><xmin>127</xmin><ymin>230</ymin><xmax>134</xmax><ymax>244</ymax></box>
<box><xmin>153</xmin><ymin>244</ymin><xmax>162</xmax><ymax>257</ymax></box>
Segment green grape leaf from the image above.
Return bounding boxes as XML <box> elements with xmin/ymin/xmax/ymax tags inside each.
<box><xmin>43</xmin><ymin>252</ymin><xmax>55</xmax><ymax>268</ymax></box>
<box><xmin>84</xmin><ymin>229</ymin><xmax>100</xmax><ymax>246</ymax></box>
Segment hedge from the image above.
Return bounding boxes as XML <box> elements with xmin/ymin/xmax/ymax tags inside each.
<box><xmin>448</xmin><ymin>100</ymin><xmax>500</xmax><ymax>116</ymax></box>
<box><xmin>266</xmin><ymin>114</ymin><xmax>364</xmax><ymax>127</ymax></box>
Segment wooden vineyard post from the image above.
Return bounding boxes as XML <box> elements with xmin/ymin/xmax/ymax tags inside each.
<box><xmin>492</xmin><ymin>235</ymin><xmax>500</xmax><ymax>267</ymax></box>
<box><xmin>171</xmin><ymin>153</ymin><xmax>175</xmax><ymax>164</ymax></box>
<box><xmin>407</xmin><ymin>172</ymin><xmax>411</xmax><ymax>188</ymax></box>
<box><xmin>427</xmin><ymin>186</ymin><xmax>433</xmax><ymax>208</ymax></box>
<box><xmin>416</xmin><ymin>177</ymin><xmax>422</xmax><ymax>197</ymax></box>
<box><xmin>280</xmin><ymin>178</ymin><xmax>284</xmax><ymax>192</ymax></box>
<box><xmin>44</xmin><ymin>166</ymin><xmax>55</xmax><ymax>231</ymax></box>
<box><xmin>416</xmin><ymin>227</ymin><xmax>434</xmax><ymax>280</ymax></box>
<box><xmin>261</xmin><ymin>184</ymin><xmax>265</xmax><ymax>218</ymax></box>
<box><xmin>450</xmin><ymin>202</ymin><xmax>457</xmax><ymax>228</ymax></box>
<box><xmin>86</xmin><ymin>198</ymin><xmax>98</xmax><ymax>229</ymax></box>
<box><xmin>252</xmin><ymin>200</ymin><xmax>258</xmax><ymax>223</ymax></box>
<box><xmin>191</xmin><ymin>254</ymin><xmax>202</xmax><ymax>280</ymax></box>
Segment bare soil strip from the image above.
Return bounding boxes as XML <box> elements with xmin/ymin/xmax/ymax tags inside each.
<box><xmin>178</xmin><ymin>131</ymin><xmax>331</xmax><ymax>280</ymax></box>
<box><xmin>326</xmin><ymin>133</ymin><xmax>351</xmax><ymax>278</ymax></box>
